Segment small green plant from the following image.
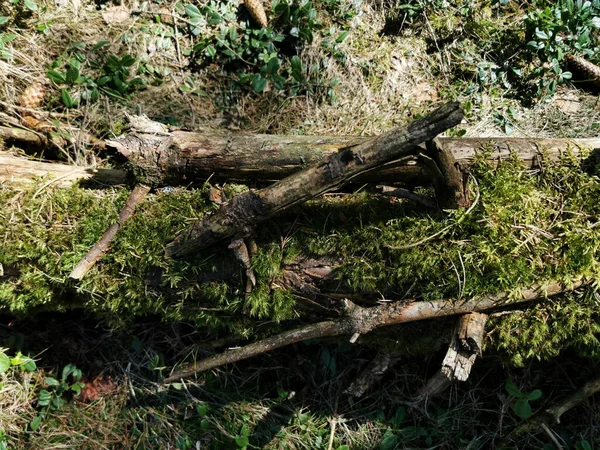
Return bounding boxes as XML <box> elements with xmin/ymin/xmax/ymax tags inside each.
<box><xmin>182</xmin><ymin>0</ymin><xmax>346</xmax><ymax>98</ymax></box>
<box><xmin>505</xmin><ymin>380</ymin><xmax>542</xmax><ymax>420</ymax></box>
<box><xmin>0</xmin><ymin>32</ymin><xmax>16</xmax><ymax>61</ymax></box>
<box><xmin>0</xmin><ymin>348</ymin><xmax>37</xmax><ymax>375</ymax></box>
<box><xmin>524</xmin><ymin>0</ymin><xmax>600</xmax><ymax>98</ymax></box>
<box><xmin>30</xmin><ymin>363</ymin><xmax>85</xmax><ymax>431</ymax></box>
<box><xmin>235</xmin><ymin>424</ymin><xmax>250</xmax><ymax>449</ymax></box>
<box><xmin>46</xmin><ymin>41</ymin><xmax>143</xmax><ymax>108</ymax></box>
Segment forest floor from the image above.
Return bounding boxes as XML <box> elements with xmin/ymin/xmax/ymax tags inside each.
<box><xmin>2</xmin><ymin>0</ymin><xmax>600</xmax><ymax>448</ymax></box>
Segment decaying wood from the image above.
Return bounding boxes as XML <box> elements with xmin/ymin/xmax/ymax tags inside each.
<box><xmin>108</xmin><ymin>113</ymin><xmax>600</xmax><ymax>186</ymax></box>
<box><xmin>3</xmin><ymin>136</ymin><xmax>599</xmax><ymax>189</ymax></box>
<box><xmin>0</xmin><ymin>125</ymin><xmax>47</xmax><ymax>149</ymax></box>
<box><xmin>164</xmin><ymin>279</ymin><xmax>588</xmax><ymax>382</ymax></box>
<box><xmin>421</xmin><ymin>138</ymin><xmax>470</xmax><ymax>209</ymax></box>
<box><xmin>0</xmin><ymin>153</ymin><xmax>128</xmax><ymax>186</ymax></box>
<box><xmin>344</xmin><ymin>352</ymin><xmax>401</xmax><ymax>398</ymax></box>
<box><xmin>419</xmin><ymin>312</ymin><xmax>488</xmax><ymax>398</ymax></box>
<box><xmin>165</xmin><ymin>102</ymin><xmax>465</xmax><ymax>257</ymax></box>
<box><xmin>69</xmin><ymin>184</ymin><xmax>151</xmax><ymax>280</ymax></box>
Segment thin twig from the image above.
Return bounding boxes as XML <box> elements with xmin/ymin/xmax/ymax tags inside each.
<box><xmin>69</xmin><ymin>185</ymin><xmax>151</xmax><ymax>280</ymax></box>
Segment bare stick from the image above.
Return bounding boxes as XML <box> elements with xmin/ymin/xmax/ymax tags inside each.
<box><xmin>164</xmin><ymin>279</ymin><xmax>588</xmax><ymax>382</ymax></box>
<box><xmin>166</xmin><ymin>102</ymin><xmax>464</xmax><ymax>257</ymax></box>
<box><xmin>69</xmin><ymin>184</ymin><xmax>151</xmax><ymax>280</ymax></box>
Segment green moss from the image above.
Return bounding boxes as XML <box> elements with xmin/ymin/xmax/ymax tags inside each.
<box><xmin>2</xmin><ymin>150</ymin><xmax>600</xmax><ymax>363</ymax></box>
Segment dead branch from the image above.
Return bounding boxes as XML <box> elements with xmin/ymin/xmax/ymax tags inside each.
<box><xmin>419</xmin><ymin>312</ymin><xmax>488</xmax><ymax>398</ymax></box>
<box><xmin>164</xmin><ymin>279</ymin><xmax>589</xmax><ymax>382</ymax></box>
<box><xmin>69</xmin><ymin>184</ymin><xmax>151</xmax><ymax>280</ymax></box>
<box><xmin>344</xmin><ymin>352</ymin><xmax>401</xmax><ymax>398</ymax></box>
<box><xmin>0</xmin><ymin>153</ymin><xmax>127</xmax><ymax>186</ymax></box>
<box><xmin>165</xmin><ymin>102</ymin><xmax>464</xmax><ymax>257</ymax></box>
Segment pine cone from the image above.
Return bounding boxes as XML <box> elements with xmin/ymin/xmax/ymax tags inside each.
<box><xmin>19</xmin><ymin>81</ymin><xmax>46</xmax><ymax>109</ymax></box>
<box><xmin>244</xmin><ymin>0</ymin><xmax>268</xmax><ymax>28</ymax></box>
<box><xmin>564</xmin><ymin>54</ymin><xmax>600</xmax><ymax>88</ymax></box>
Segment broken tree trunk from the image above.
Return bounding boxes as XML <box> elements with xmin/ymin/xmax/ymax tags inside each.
<box><xmin>165</xmin><ymin>101</ymin><xmax>465</xmax><ymax>257</ymax></box>
<box><xmin>164</xmin><ymin>279</ymin><xmax>589</xmax><ymax>382</ymax></box>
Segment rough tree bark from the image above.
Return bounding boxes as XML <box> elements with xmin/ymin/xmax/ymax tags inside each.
<box><xmin>2</xmin><ymin>137</ymin><xmax>597</xmax><ymax>187</ymax></box>
<box><xmin>165</xmin><ymin>102</ymin><xmax>465</xmax><ymax>257</ymax></box>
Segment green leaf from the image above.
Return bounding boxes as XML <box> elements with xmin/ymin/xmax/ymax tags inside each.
<box><xmin>197</xmin><ymin>402</ymin><xmax>209</xmax><ymax>417</ymax></box>
<box><xmin>235</xmin><ymin>435</ymin><xmax>249</xmax><ymax>448</ymax></box>
<box><xmin>61</xmin><ymin>89</ymin><xmax>75</xmax><ymax>107</ymax></box>
<box><xmin>0</xmin><ymin>353</ymin><xmax>10</xmax><ymax>374</ymax></box>
<box><xmin>45</xmin><ymin>377</ymin><xmax>60</xmax><ymax>386</ymax></box>
<box><xmin>266</xmin><ymin>56</ymin><xmax>280</xmax><ymax>75</ymax></box>
<box><xmin>336</xmin><ymin>30</ymin><xmax>349</xmax><ymax>43</ymax></box>
<box><xmin>526</xmin><ymin>389</ymin><xmax>542</xmax><ymax>401</ymax></box>
<box><xmin>66</xmin><ymin>65</ymin><xmax>80</xmax><ymax>84</ymax></box>
<box><xmin>71</xmin><ymin>382</ymin><xmax>84</xmax><ymax>396</ymax></box>
<box><xmin>47</xmin><ymin>69</ymin><xmax>66</xmax><ymax>84</ymax></box>
<box><xmin>23</xmin><ymin>0</ymin><xmax>37</xmax><ymax>11</ymax></box>
<box><xmin>513</xmin><ymin>398</ymin><xmax>532</xmax><ymax>419</ymax></box>
<box><xmin>0</xmin><ymin>17</ymin><xmax>9</xmax><ymax>25</ymax></box>
<box><xmin>251</xmin><ymin>75</ymin><xmax>267</xmax><ymax>93</ymax></box>
<box><xmin>185</xmin><ymin>4</ymin><xmax>202</xmax><ymax>18</ymax></box>
<box><xmin>37</xmin><ymin>390</ymin><xmax>52</xmax><ymax>406</ymax></box>
<box><xmin>23</xmin><ymin>358</ymin><xmax>36</xmax><ymax>372</ymax></box>
<box><xmin>291</xmin><ymin>55</ymin><xmax>303</xmax><ymax>81</ymax></box>
<box><xmin>535</xmin><ymin>29</ymin><xmax>549</xmax><ymax>40</ymax></box>
<box><xmin>380</xmin><ymin>430</ymin><xmax>399</xmax><ymax>450</ymax></box>
<box><xmin>30</xmin><ymin>414</ymin><xmax>43</xmax><ymax>431</ymax></box>
<box><xmin>92</xmin><ymin>40</ymin><xmax>109</xmax><ymax>51</ymax></box>
<box><xmin>121</xmin><ymin>55</ymin><xmax>135</xmax><ymax>67</ymax></box>
<box><xmin>336</xmin><ymin>446</ymin><xmax>349</xmax><ymax>450</ymax></box>
<box><xmin>576</xmin><ymin>440</ymin><xmax>593</xmax><ymax>450</ymax></box>
<box><xmin>505</xmin><ymin>380</ymin><xmax>523</xmax><ymax>398</ymax></box>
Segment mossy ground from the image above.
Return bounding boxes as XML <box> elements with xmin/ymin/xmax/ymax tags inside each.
<box><xmin>3</xmin><ymin>0</ymin><xmax>600</xmax><ymax>448</ymax></box>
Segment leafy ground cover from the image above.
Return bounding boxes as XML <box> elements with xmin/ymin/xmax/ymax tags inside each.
<box><xmin>2</xmin><ymin>0</ymin><xmax>600</xmax><ymax>448</ymax></box>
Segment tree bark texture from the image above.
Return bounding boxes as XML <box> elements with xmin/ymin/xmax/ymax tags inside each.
<box><xmin>165</xmin><ymin>102</ymin><xmax>465</xmax><ymax>257</ymax></box>
<box><xmin>3</xmin><ymin>137</ymin><xmax>598</xmax><ymax>187</ymax></box>
<box><xmin>108</xmin><ymin>121</ymin><xmax>600</xmax><ymax>186</ymax></box>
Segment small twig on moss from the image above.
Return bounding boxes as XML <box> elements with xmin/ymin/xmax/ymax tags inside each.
<box><xmin>69</xmin><ymin>184</ymin><xmax>151</xmax><ymax>280</ymax></box>
<box><xmin>164</xmin><ymin>278</ymin><xmax>589</xmax><ymax>382</ymax></box>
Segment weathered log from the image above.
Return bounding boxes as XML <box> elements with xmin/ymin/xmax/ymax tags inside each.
<box><xmin>0</xmin><ymin>153</ymin><xmax>127</xmax><ymax>186</ymax></box>
<box><xmin>107</xmin><ymin>114</ymin><xmax>600</xmax><ymax>186</ymax></box>
<box><xmin>419</xmin><ymin>312</ymin><xmax>488</xmax><ymax>398</ymax></box>
<box><xmin>165</xmin><ymin>102</ymin><xmax>465</xmax><ymax>257</ymax></box>
<box><xmin>3</xmin><ymin>136</ymin><xmax>598</xmax><ymax>188</ymax></box>
<box><xmin>164</xmin><ymin>279</ymin><xmax>589</xmax><ymax>382</ymax></box>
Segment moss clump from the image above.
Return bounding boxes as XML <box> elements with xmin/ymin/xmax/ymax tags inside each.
<box><xmin>2</xmin><ymin>149</ymin><xmax>600</xmax><ymax>363</ymax></box>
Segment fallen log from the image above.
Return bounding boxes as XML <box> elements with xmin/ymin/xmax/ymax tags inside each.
<box><xmin>2</xmin><ymin>136</ymin><xmax>598</xmax><ymax>187</ymax></box>
<box><xmin>165</xmin><ymin>102</ymin><xmax>465</xmax><ymax>257</ymax></box>
<box><xmin>108</xmin><ymin>118</ymin><xmax>600</xmax><ymax>186</ymax></box>
<box><xmin>0</xmin><ymin>153</ymin><xmax>127</xmax><ymax>186</ymax></box>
